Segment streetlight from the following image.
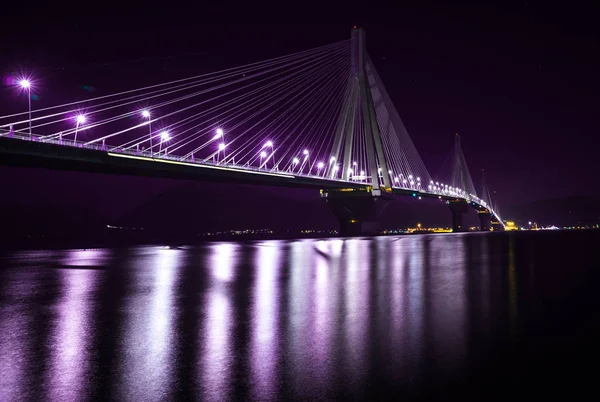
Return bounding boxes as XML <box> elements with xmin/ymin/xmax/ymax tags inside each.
<box><xmin>260</xmin><ymin>151</ymin><xmax>267</xmax><ymax>168</ymax></box>
<box><xmin>317</xmin><ymin>162</ymin><xmax>324</xmax><ymax>176</ymax></box>
<box><xmin>291</xmin><ymin>157</ymin><xmax>299</xmax><ymax>172</ymax></box>
<box><xmin>215</xmin><ymin>128</ymin><xmax>224</xmax><ymax>139</ymax></box>
<box><xmin>299</xmin><ymin>149</ymin><xmax>309</xmax><ymax>173</ymax></box>
<box><xmin>18</xmin><ymin>79</ymin><xmax>32</xmax><ymax>139</ymax></box>
<box><xmin>159</xmin><ymin>130</ymin><xmax>169</xmax><ymax>154</ymax></box>
<box><xmin>141</xmin><ymin>110</ymin><xmax>152</xmax><ymax>155</ymax></box>
<box><xmin>74</xmin><ymin>114</ymin><xmax>86</xmax><ymax>142</ymax></box>
<box><xmin>218</xmin><ymin>142</ymin><xmax>226</xmax><ymax>163</ymax></box>
<box><xmin>263</xmin><ymin>141</ymin><xmax>274</xmax><ymax>169</ymax></box>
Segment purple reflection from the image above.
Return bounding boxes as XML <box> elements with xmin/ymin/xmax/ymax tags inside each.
<box><xmin>47</xmin><ymin>264</ymin><xmax>101</xmax><ymax>400</ymax></box>
<box><xmin>62</xmin><ymin>248</ymin><xmax>110</xmax><ymax>267</ymax></box>
<box><xmin>0</xmin><ymin>267</ymin><xmax>46</xmax><ymax>400</ymax></box>
<box><xmin>286</xmin><ymin>240</ymin><xmax>314</xmax><ymax>394</ymax></box>
<box><xmin>118</xmin><ymin>248</ymin><xmax>181</xmax><ymax>400</ymax></box>
<box><xmin>201</xmin><ymin>291</ymin><xmax>231</xmax><ymax>399</ymax></box>
<box><xmin>199</xmin><ymin>243</ymin><xmax>237</xmax><ymax>399</ymax></box>
<box><xmin>210</xmin><ymin>243</ymin><xmax>237</xmax><ymax>282</ymax></box>
<box><xmin>427</xmin><ymin>235</ymin><xmax>468</xmax><ymax>374</ymax></box>
<box><xmin>390</xmin><ymin>238</ymin><xmax>408</xmax><ymax>364</ymax></box>
<box><xmin>311</xmin><ymin>240</ymin><xmax>335</xmax><ymax>387</ymax></box>
<box><xmin>250</xmin><ymin>242</ymin><xmax>281</xmax><ymax>401</ymax></box>
<box><xmin>343</xmin><ymin>239</ymin><xmax>370</xmax><ymax>384</ymax></box>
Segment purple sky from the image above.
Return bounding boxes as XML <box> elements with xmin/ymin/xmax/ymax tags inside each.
<box><xmin>1</xmin><ymin>2</ymin><xmax>598</xmax><ymax>213</ymax></box>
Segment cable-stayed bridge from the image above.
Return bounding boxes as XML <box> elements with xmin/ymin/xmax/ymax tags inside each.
<box><xmin>0</xmin><ymin>28</ymin><xmax>503</xmax><ymax>235</ymax></box>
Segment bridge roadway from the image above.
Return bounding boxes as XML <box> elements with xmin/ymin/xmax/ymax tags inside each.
<box><xmin>0</xmin><ymin>135</ymin><xmax>496</xmax><ymax>231</ymax></box>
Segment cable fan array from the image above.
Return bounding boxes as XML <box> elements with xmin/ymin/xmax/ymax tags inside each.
<box><xmin>0</xmin><ymin>34</ymin><xmax>498</xmax><ymax>221</ymax></box>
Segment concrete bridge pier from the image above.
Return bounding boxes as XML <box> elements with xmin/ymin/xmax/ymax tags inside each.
<box><xmin>322</xmin><ymin>188</ymin><xmax>392</xmax><ymax>237</ymax></box>
<box><xmin>448</xmin><ymin>199</ymin><xmax>469</xmax><ymax>232</ymax></box>
<box><xmin>478</xmin><ymin>211</ymin><xmax>492</xmax><ymax>231</ymax></box>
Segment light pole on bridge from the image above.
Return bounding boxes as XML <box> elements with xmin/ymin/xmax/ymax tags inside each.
<box><xmin>141</xmin><ymin>110</ymin><xmax>152</xmax><ymax>156</ymax></box>
<box><xmin>159</xmin><ymin>131</ymin><xmax>169</xmax><ymax>154</ymax></box>
<box><xmin>74</xmin><ymin>114</ymin><xmax>86</xmax><ymax>142</ymax></box>
<box><xmin>18</xmin><ymin>79</ymin><xmax>32</xmax><ymax>139</ymax></box>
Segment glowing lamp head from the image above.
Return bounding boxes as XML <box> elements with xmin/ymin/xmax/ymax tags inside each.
<box><xmin>216</xmin><ymin>128</ymin><xmax>224</xmax><ymax>137</ymax></box>
<box><xmin>265</xmin><ymin>140</ymin><xmax>273</xmax><ymax>147</ymax></box>
<box><xmin>330</xmin><ymin>156</ymin><xmax>336</xmax><ymax>163</ymax></box>
<box><xmin>395</xmin><ymin>177</ymin><xmax>400</xmax><ymax>182</ymax></box>
<box><xmin>141</xmin><ymin>110</ymin><xmax>150</xmax><ymax>118</ymax></box>
<box><xmin>218</xmin><ymin>143</ymin><xmax>226</xmax><ymax>151</ymax></box>
<box><xmin>360</xmin><ymin>171</ymin><xmax>365</xmax><ymax>176</ymax></box>
<box><xmin>303</xmin><ymin>149</ymin><xmax>309</xmax><ymax>155</ymax></box>
<box><xmin>76</xmin><ymin>114</ymin><xmax>86</xmax><ymax>124</ymax></box>
<box><xmin>317</xmin><ymin>162</ymin><xmax>324</xmax><ymax>169</ymax></box>
<box><xmin>417</xmin><ymin>177</ymin><xmax>421</xmax><ymax>181</ymax></box>
<box><xmin>353</xmin><ymin>161</ymin><xmax>357</xmax><ymax>166</ymax></box>
<box><xmin>260</xmin><ymin>151</ymin><xmax>267</xmax><ymax>158</ymax></box>
<box><xmin>389</xmin><ymin>170</ymin><xmax>393</xmax><ymax>174</ymax></box>
<box><xmin>333</xmin><ymin>165</ymin><xmax>339</xmax><ymax>171</ymax></box>
<box><xmin>18</xmin><ymin>79</ymin><xmax>31</xmax><ymax>89</ymax></box>
<box><xmin>160</xmin><ymin>131</ymin><xmax>170</xmax><ymax>141</ymax></box>
<box><xmin>292</xmin><ymin>157</ymin><xmax>299</xmax><ymax>164</ymax></box>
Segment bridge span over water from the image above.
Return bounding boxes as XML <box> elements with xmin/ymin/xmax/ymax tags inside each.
<box><xmin>0</xmin><ymin>28</ymin><xmax>503</xmax><ymax>235</ymax></box>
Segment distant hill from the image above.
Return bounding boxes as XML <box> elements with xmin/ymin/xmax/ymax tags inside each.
<box><xmin>503</xmin><ymin>196</ymin><xmax>600</xmax><ymax>226</ymax></box>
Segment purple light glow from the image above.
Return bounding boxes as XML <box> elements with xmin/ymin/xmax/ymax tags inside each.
<box><xmin>76</xmin><ymin>114</ymin><xmax>86</xmax><ymax>124</ymax></box>
<box><xmin>141</xmin><ymin>110</ymin><xmax>151</xmax><ymax>118</ymax></box>
<box><xmin>160</xmin><ymin>131</ymin><xmax>170</xmax><ymax>141</ymax></box>
<box><xmin>260</xmin><ymin>151</ymin><xmax>267</xmax><ymax>158</ymax></box>
<box><xmin>317</xmin><ymin>162</ymin><xmax>324</xmax><ymax>169</ymax></box>
<box><xmin>218</xmin><ymin>143</ymin><xmax>226</xmax><ymax>151</ymax></box>
<box><xmin>303</xmin><ymin>149</ymin><xmax>309</xmax><ymax>155</ymax></box>
<box><xmin>18</xmin><ymin>79</ymin><xmax>31</xmax><ymax>89</ymax></box>
<box><xmin>265</xmin><ymin>141</ymin><xmax>273</xmax><ymax>148</ymax></box>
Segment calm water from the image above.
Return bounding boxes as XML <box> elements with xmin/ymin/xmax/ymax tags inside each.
<box><xmin>0</xmin><ymin>231</ymin><xmax>599</xmax><ymax>401</ymax></box>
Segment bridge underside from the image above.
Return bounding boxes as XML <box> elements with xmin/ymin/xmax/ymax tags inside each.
<box><xmin>0</xmin><ymin>137</ymin><xmax>362</xmax><ymax>190</ymax></box>
<box><xmin>322</xmin><ymin>189</ymin><xmax>393</xmax><ymax>236</ymax></box>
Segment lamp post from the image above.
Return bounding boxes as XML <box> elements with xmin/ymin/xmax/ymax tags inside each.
<box><xmin>260</xmin><ymin>151</ymin><xmax>267</xmax><ymax>169</ymax></box>
<box><xmin>317</xmin><ymin>162</ymin><xmax>324</xmax><ymax>177</ymax></box>
<box><xmin>18</xmin><ymin>79</ymin><xmax>32</xmax><ymax>139</ymax></box>
<box><xmin>300</xmin><ymin>149</ymin><xmax>309</xmax><ymax>173</ymax></box>
<box><xmin>218</xmin><ymin>142</ymin><xmax>226</xmax><ymax>163</ymax></box>
<box><xmin>159</xmin><ymin>131</ymin><xmax>169</xmax><ymax>154</ymax></box>
<box><xmin>141</xmin><ymin>110</ymin><xmax>152</xmax><ymax>156</ymax></box>
<box><xmin>74</xmin><ymin>114</ymin><xmax>86</xmax><ymax>142</ymax></box>
<box><xmin>263</xmin><ymin>140</ymin><xmax>273</xmax><ymax>169</ymax></box>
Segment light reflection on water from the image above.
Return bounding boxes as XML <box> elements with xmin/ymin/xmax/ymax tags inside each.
<box><xmin>0</xmin><ymin>231</ymin><xmax>596</xmax><ymax>400</ymax></box>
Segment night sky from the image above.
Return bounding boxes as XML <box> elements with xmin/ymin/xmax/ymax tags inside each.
<box><xmin>1</xmin><ymin>2</ymin><xmax>598</xmax><ymax>217</ymax></box>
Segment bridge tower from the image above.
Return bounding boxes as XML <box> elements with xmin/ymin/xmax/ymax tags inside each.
<box><xmin>477</xmin><ymin>168</ymin><xmax>493</xmax><ymax>231</ymax></box>
<box><xmin>323</xmin><ymin>27</ymin><xmax>393</xmax><ymax>236</ymax></box>
<box><xmin>448</xmin><ymin>133</ymin><xmax>478</xmax><ymax>232</ymax></box>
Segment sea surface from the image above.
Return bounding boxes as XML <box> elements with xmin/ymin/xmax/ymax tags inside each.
<box><xmin>0</xmin><ymin>230</ymin><xmax>599</xmax><ymax>401</ymax></box>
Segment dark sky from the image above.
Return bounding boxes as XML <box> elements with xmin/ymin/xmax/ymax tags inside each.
<box><xmin>1</xmin><ymin>1</ymin><xmax>599</xmax><ymax>212</ymax></box>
